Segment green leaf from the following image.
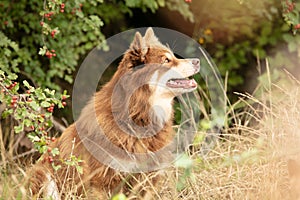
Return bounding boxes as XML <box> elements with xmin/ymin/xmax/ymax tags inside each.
<box><xmin>44</xmin><ymin>88</ymin><xmax>55</xmax><ymax>96</ymax></box>
<box><xmin>35</xmin><ymin>88</ymin><xmax>46</xmax><ymax>100</ymax></box>
<box><xmin>76</xmin><ymin>165</ymin><xmax>83</xmax><ymax>174</ymax></box>
<box><xmin>23</xmin><ymin>119</ymin><xmax>32</xmax><ymax>127</ymax></box>
<box><xmin>51</xmin><ymin>148</ymin><xmax>60</xmax><ymax>156</ymax></box>
<box><xmin>28</xmin><ymin>134</ymin><xmax>40</xmax><ymax>142</ymax></box>
<box><xmin>64</xmin><ymin>74</ymin><xmax>73</xmax><ymax>84</ymax></box>
<box><xmin>7</xmin><ymin>73</ymin><xmax>17</xmax><ymax>80</ymax></box>
<box><xmin>23</xmin><ymin>80</ymin><xmax>31</xmax><ymax>89</ymax></box>
<box><xmin>112</xmin><ymin>193</ymin><xmax>127</xmax><ymax>200</ymax></box>
<box><xmin>41</xmin><ymin>101</ymin><xmax>51</xmax><ymax>108</ymax></box>
<box><xmin>39</xmin><ymin>145</ymin><xmax>48</xmax><ymax>154</ymax></box>
<box><xmin>0</xmin><ymin>70</ymin><xmax>4</xmax><ymax>77</ymax></box>
<box><xmin>29</xmin><ymin>101</ymin><xmax>39</xmax><ymax>111</ymax></box>
<box><xmin>38</xmin><ymin>46</ymin><xmax>47</xmax><ymax>56</ymax></box>
<box><xmin>14</xmin><ymin>124</ymin><xmax>24</xmax><ymax>134</ymax></box>
<box><xmin>174</xmin><ymin>154</ymin><xmax>193</xmax><ymax>169</ymax></box>
<box><xmin>125</xmin><ymin>0</ymin><xmax>139</xmax><ymax>7</ymax></box>
<box><xmin>193</xmin><ymin>133</ymin><xmax>205</xmax><ymax>145</ymax></box>
<box><xmin>52</xmin><ymin>163</ymin><xmax>62</xmax><ymax>171</ymax></box>
<box><xmin>199</xmin><ymin>119</ymin><xmax>211</xmax><ymax>130</ymax></box>
<box><xmin>2</xmin><ymin>109</ymin><xmax>13</xmax><ymax>118</ymax></box>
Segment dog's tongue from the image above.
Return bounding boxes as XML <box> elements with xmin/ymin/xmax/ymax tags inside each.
<box><xmin>167</xmin><ymin>79</ymin><xmax>197</xmax><ymax>89</ymax></box>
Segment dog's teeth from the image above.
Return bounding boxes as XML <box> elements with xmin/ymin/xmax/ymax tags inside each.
<box><xmin>169</xmin><ymin>80</ymin><xmax>176</xmax><ymax>85</ymax></box>
<box><xmin>167</xmin><ymin>78</ymin><xmax>197</xmax><ymax>89</ymax></box>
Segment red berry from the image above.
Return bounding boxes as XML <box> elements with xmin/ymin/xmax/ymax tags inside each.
<box><xmin>51</xmin><ymin>49</ymin><xmax>55</xmax><ymax>53</ymax></box>
<box><xmin>295</xmin><ymin>24</ymin><xmax>300</xmax><ymax>29</ymax></box>
<box><xmin>51</xmin><ymin>137</ymin><xmax>56</xmax><ymax>142</ymax></box>
<box><xmin>26</xmin><ymin>90</ymin><xmax>31</xmax><ymax>94</ymax></box>
<box><xmin>62</xmin><ymin>101</ymin><xmax>67</xmax><ymax>106</ymax></box>
<box><xmin>45</xmin><ymin>50</ymin><xmax>54</xmax><ymax>59</ymax></box>
<box><xmin>27</xmin><ymin>97</ymin><xmax>32</xmax><ymax>102</ymax></box>
<box><xmin>30</xmin><ymin>125</ymin><xmax>35</xmax><ymax>130</ymax></box>
<box><xmin>12</xmin><ymin>96</ymin><xmax>18</xmax><ymax>101</ymax></box>
<box><xmin>47</xmin><ymin>147</ymin><xmax>52</xmax><ymax>152</ymax></box>
<box><xmin>40</xmin><ymin>21</ymin><xmax>44</xmax><ymax>26</ymax></box>
<box><xmin>62</xmin><ymin>95</ymin><xmax>67</xmax><ymax>100</ymax></box>
<box><xmin>4</xmin><ymin>21</ymin><xmax>8</xmax><ymax>25</ymax></box>
<box><xmin>61</xmin><ymin>3</ymin><xmax>65</xmax><ymax>8</ymax></box>
<box><xmin>10</xmin><ymin>102</ymin><xmax>17</xmax><ymax>108</ymax></box>
<box><xmin>60</xmin><ymin>9</ymin><xmax>64</xmax><ymax>13</ymax></box>
<box><xmin>51</xmin><ymin>30</ymin><xmax>56</xmax><ymax>38</ymax></box>
<box><xmin>48</xmin><ymin>156</ymin><xmax>53</xmax><ymax>163</ymax></box>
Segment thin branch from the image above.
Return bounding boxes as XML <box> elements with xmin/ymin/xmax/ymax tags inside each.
<box><xmin>0</xmin><ymin>149</ymin><xmax>37</xmax><ymax>166</ymax></box>
<box><xmin>52</xmin><ymin>117</ymin><xmax>66</xmax><ymax>132</ymax></box>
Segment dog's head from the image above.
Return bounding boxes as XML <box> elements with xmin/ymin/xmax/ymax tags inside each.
<box><xmin>111</xmin><ymin>28</ymin><xmax>200</xmax><ymax>128</ymax></box>
<box><xmin>119</xmin><ymin>28</ymin><xmax>200</xmax><ymax>98</ymax></box>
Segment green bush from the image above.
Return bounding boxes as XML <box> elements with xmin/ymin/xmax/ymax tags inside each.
<box><xmin>0</xmin><ymin>0</ymin><xmax>193</xmax><ymax>160</ymax></box>
<box><xmin>192</xmin><ymin>0</ymin><xmax>300</xmax><ymax>91</ymax></box>
<box><xmin>0</xmin><ymin>0</ymin><xmax>193</xmax><ymax>90</ymax></box>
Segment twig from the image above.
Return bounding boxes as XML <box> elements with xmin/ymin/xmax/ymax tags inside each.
<box><xmin>0</xmin><ymin>104</ymin><xmax>7</xmax><ymax>168</ymax></box>
<box><xmin>52</xmin><ymin>117</ymin><xmax>66</xmax><ymax>132</ymax></box>
<box><xmin>0</xmin><ymin>149</ymin><xmax>37</xmax><ymax>166</ymax></box>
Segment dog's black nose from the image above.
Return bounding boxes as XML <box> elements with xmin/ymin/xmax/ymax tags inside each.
<box><xmin>192</xmin><ymin>59</ymin><xmax>200</xmax><ymax>66</ymax></box>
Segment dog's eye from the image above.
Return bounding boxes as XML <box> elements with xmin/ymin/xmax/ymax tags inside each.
<box><xmin>163</xmin><ymin>58</ymin><xmax>170</xmax><ymax>64</ymax></box>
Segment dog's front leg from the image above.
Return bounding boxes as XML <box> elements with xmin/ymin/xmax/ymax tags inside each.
<box><xmin>44</xmin><ymin>173</ymin><xmax>61</xmax><ymax>200</ymax></box>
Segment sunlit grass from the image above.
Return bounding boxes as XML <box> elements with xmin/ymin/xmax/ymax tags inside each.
<box><xmin>1</xmin><ymin>68</ymin><xmax>299</xmax><ymax>199</ymax></box>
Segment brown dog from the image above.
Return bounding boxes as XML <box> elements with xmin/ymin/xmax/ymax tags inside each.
<box><xmin>28</xmin><ymin>28</ymin><xmax>200</xmax><ymax>199</ymax></box>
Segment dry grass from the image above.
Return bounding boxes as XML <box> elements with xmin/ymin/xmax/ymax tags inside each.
<box><xmin>157</xmin><ymin>72</ymin><xmax>300</xmax><ymax>200</ymax></box>
<box><xmin>1</xmin><ymin>71</ymin><xmax>300</xmax><ymax>199</ymax></box>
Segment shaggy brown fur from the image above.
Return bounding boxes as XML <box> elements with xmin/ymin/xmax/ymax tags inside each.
<box><xmin>27</xmin><ymin>28</ymin><xmax>200</xmax><ymax>199</ymax></box>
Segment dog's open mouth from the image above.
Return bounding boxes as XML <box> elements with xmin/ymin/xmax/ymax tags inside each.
<box><xmin>166</xmin><ymin>78</ymin><xmax>197</xmax><ymax>89</ymax></box>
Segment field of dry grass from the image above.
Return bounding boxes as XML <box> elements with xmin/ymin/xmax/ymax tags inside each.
<box><xmin>1</xmin><ymin>69</ymin><xmax>300</xmax><ymax>200</ymax></box>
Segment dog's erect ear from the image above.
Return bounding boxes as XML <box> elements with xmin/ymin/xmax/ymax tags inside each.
<box><xmin>130</xmin><ymin>32</ymin><xmax>143</xmax><ymax>51</ymax></box>
<box><xmin>144</xmin><ymin>27</ymin><xmax>159</xmax><ymax>44</ymax></box>
<box><xmin>130</xmin><ymin>32</ymin><xmax>148</xmax><ymax>56</ymax></box>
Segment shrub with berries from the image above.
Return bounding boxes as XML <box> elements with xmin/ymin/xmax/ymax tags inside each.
<box><xmin>282</xmin><ymin>0</ymin><xmax>300</xmax><ymax>34</ymax></box>
<box><xmin>0</xmin><ymin>0</ymin><xmax>194</xmax><ymax>176</ymax></box>
<box><xmin>0</xmin><ymin>70</ymin><xmax>69</xmax><ymax>155</ymax></box>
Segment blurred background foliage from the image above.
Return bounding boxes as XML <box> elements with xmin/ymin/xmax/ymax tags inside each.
<box><xmin>1</xmin><ymin>0</ymin><xmax>300</xmax><ymax>124</ymax></box>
